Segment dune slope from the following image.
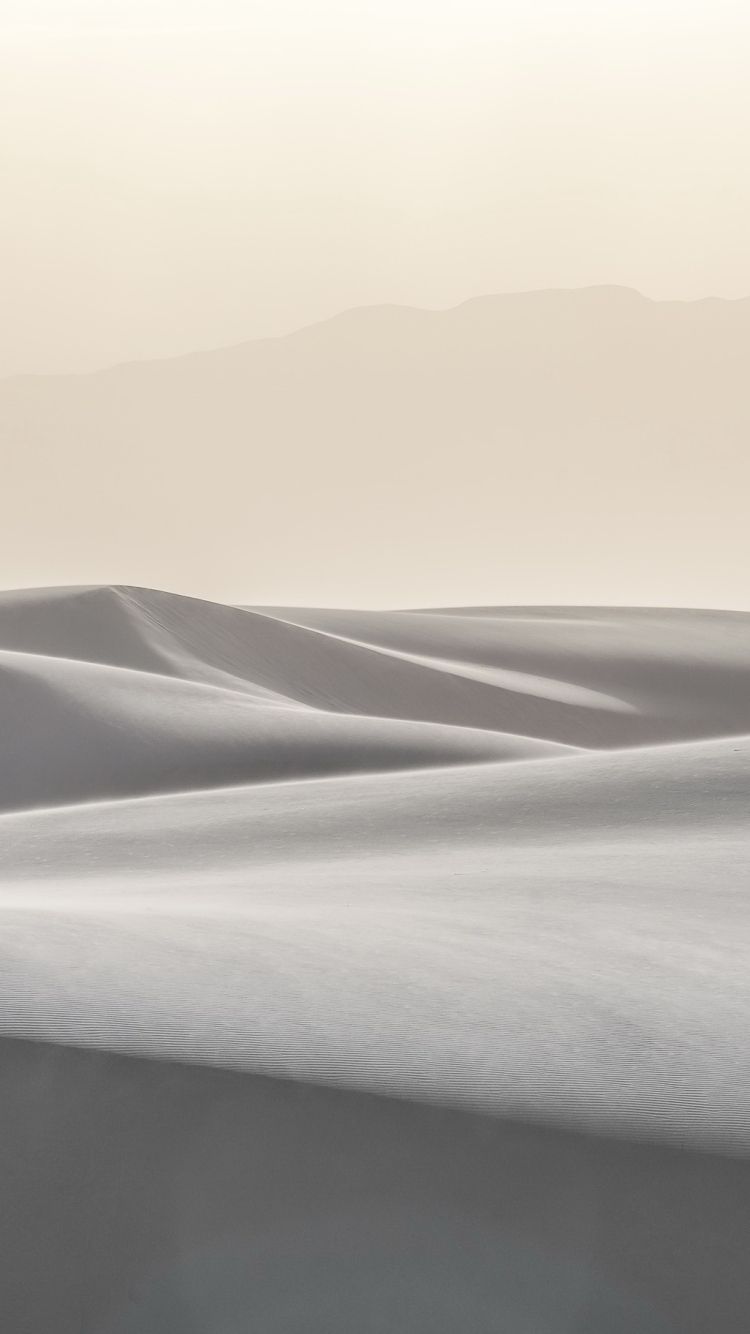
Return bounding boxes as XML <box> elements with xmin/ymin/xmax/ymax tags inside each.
<box><xmin>1</xmin><ymin>586</ymin><xmax>749</xmax><ymax>1330</ymax></box>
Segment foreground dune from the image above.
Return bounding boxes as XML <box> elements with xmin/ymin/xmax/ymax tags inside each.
<box><xmin>1</xmin><ymin>586</ymin><xmax>749</xmax><ymax>1330</ymax></box>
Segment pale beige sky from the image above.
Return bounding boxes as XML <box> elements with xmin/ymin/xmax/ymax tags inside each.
<box><xmin>2</xmin><ymin>0</ymin><xmax>749</xmax><ymax>374</ymax></box>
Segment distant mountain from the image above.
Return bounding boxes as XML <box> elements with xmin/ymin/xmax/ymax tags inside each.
<box><xmin>2</xmin><ymin>286</ymin><xmax>748</xmax><ymax>606</ymax></box>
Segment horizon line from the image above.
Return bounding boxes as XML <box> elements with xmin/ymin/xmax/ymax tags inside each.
<box><xmin>4</xmin><ymin>282</ymin><xmax>750</xmax><ymax>385</ymax></box>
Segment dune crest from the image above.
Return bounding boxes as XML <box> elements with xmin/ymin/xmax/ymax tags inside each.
<box><xmin>0</xmin><ymin>586</ymin><xmax>748</xmax><ymax>1148</ymax></box>
<box><xmin>2</xmin><ymin>587</ymin><xmax>750</xmax><ymax>1329</ymax></box>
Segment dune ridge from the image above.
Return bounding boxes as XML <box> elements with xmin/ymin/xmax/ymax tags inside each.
<box><xmin>1</xmin><ymin>585</ymin><xmax>748</xmax><ymax>1147</ymax></box>
<box><xmin>2</xmin><ymin>585</ymin><xmax>750</xmax><ymax>1329</ymax></box>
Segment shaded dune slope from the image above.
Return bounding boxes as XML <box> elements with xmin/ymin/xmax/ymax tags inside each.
<box><xmin>1</xmin><ymin>586</ymin><xmax>749</xmax><ymax>812</ymax></box>
<box><xmin>0</xmin><ymin>586</ymin><xmax>748</xmax><ymax>1159</ymax></box>
<box><xmin>0</xmin><ymin>649</ymin><xmax>547</xmax><ymax>813</ymax></box>
<box><xmin>3</xmin><ymin>1037</ymin><xmax>750</xmax><ymax>1334</ymax></box>
<box><xmin>0</xmin><ymin>586</ymin><xmax>596</xmax><ymax>812</ymax></box>
<box><xmin>2</xmin><ymin>732</ymin><xmax>749</xmax><ymax>1156</ymax></box>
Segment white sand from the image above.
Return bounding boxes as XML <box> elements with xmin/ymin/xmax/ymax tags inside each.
<box><xmin>1</xmin><ymin>585</ymin><xmax>749</xmax><ymax>1330</ymax></box>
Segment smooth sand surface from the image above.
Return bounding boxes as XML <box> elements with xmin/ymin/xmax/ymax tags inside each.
<box><xmin>1</xmin><ymin>585</ymin><xmax>749</xmax><ymax>1330</ymax></box>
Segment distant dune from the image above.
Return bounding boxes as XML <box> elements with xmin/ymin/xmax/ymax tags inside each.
<box><xmin>2</xmin><ymin>585</ymin><xmax>750</xmax><ymax>811</ymax></box>
<box><xmin>1</xmin><ymin>586</ymin><xmax>749</xmax><ymax>1329</ymax></box>
<box><xmin>1</xmin><ymin>286</ymin><xmax>749</xmax><ymax>605</ymax></box>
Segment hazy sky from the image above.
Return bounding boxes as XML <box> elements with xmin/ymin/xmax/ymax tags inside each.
<box><xmin>2</xmin><ymin>0</ymin><xmax>749</xmax><ymax>374</ymax></box>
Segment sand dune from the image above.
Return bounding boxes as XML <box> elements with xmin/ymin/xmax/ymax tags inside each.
<box><xmin>1</xmin><ymin>586</ymin><xmax>749</xmax><ymax>1329</ymax></box>
<box><xmin>4</xmin><ymin>1039</ymin><xmax>750</xmax><ymax>1334</ymax></box>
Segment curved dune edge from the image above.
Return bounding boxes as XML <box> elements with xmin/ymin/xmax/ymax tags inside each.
<box><xmin>0</xmin><ymin>646</ymin><xmax>573</xmax><ymax>813</ymax></box>
<box><xmin>4</xmin><ymin>1036</ymin><xmax>749</xmax><ymax>1334</ymax></box>
<box><xmin>0</xmin><ymin>587</ymin><xmax>749</xmax><ymax>1157</ymax></box>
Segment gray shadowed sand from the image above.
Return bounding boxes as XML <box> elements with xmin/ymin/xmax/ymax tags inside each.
<box><xmin>1</xmin><ymin>585</ymin><xmax>749</xmax><ymax>1331</ymax></box>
